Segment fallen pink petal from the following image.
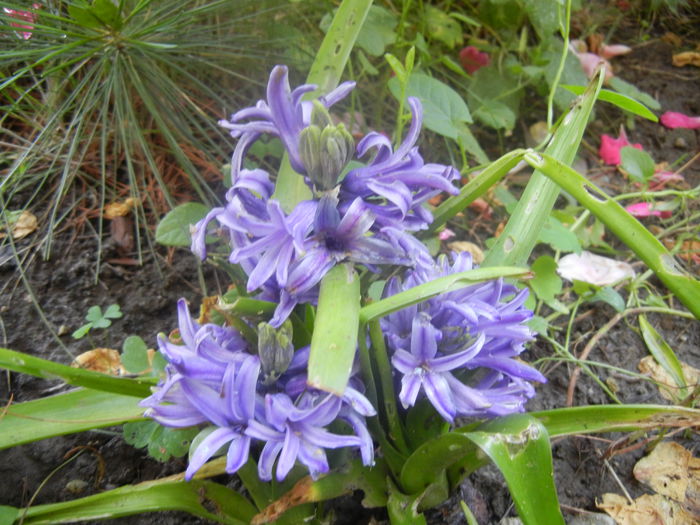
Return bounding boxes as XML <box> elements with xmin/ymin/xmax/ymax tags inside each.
<box><xmin>2</xmin><ymin>4</ymin><xmax>41</xmax><ymax>40</ymax></box>
<box><xmin>459</xmin><ymin>46</ymin><xmax>490</xmax><ymax>74</ymax></box>
<box><xmin>649</xmin><ymin>170</ymin><xmax>684</xmax><ymax>190</ymax></box>
<box><xmin>557</xmin><ymin>251</ymin><xmax>636</xmax><ymax>286</ymax></box>
<box><xmin>599</xmin><ymin>131</ymin><xmax>643</xmax><ymax>165</ymax></box>
<box><xmin>625</xmin><ymin>202</ymin><xmax>673</xmax><ymax>219</ymax></box>
<box><xmin>438</xmin><ymin>228</ymin><xmax>456</xmax><ymax>241</ymax></box>
<box><xmin>659</xmin><ymin>111</ymin><xmax>700</xmax><ymax>129</ymax></box>
<box><xmin>599</xmin><ymin>44</ymin><xmax>632</xmax><ymax>60</ymax></box>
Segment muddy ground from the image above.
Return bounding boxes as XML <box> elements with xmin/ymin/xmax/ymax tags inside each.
<box><xmin>1</xmin><ymin>7</ymin><xmax>699</xmax><ymax>525</ymax></box>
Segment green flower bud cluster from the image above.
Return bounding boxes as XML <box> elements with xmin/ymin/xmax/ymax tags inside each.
<box><xmin>299</xmin><ymin>101</ymin><xmax>355</xmax><ymax>193</ymax></box>
<box><xmin>257</xmin><ymin>320</ymin><xmax>295</xmax><ymax>385</ymax></box>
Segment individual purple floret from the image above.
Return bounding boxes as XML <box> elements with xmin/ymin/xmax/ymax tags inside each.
<box><xmin>381</xmin><ymin>253</ymin><xmax>546</xmax><ymax>422</ymax></box>
<box><xmin>141</xmin><ymin>300</ymin><xmax>374</xmax><ymax>481</ymax></box>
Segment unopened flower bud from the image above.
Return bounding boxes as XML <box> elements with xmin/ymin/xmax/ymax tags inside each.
<box><xmin>258</xmin><ymin>320</ymin><xmax>294</xmax><ymax>385</ymax></box>
<box><xmin>299</xmin><ymin>101</ymin><xmax>355</xmax><ymax>192</ymax></box>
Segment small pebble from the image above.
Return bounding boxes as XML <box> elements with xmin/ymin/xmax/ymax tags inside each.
<box><xmin>674</xmin><ymin>137</ymin><xmax>688</xmax><ymax>149</ymax></box>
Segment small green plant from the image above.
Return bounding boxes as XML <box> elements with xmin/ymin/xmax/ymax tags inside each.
<box><xmin>71</xmin><ymin>303</ymin><xmax>123</xmax><ymax>339</ymax></box>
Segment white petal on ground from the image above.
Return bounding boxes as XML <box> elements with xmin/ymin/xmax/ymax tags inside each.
<box><xmin>557</xmin><ymin>251</ymin><xmax>636</xmax><ymax>286</ymax></box>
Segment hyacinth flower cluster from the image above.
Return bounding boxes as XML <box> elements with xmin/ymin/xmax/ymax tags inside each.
<box><xmin>191</xmin><ymin>65</ymin><xmax>460</xmax><ymax>326</ymax></box>
<box><xmin>141</xmin><ymin>299</ymin><xmax>375</xmax><ymax>482</ymax></box>
<box><xmin>144</xmin><ymin>64</ymin><xmax>545</xmax><ymax>482</ymax></box>
<box><xmin>381</xmin><ymin>253</ymin><xmax>546</xmax><ymax>422</ymax></box>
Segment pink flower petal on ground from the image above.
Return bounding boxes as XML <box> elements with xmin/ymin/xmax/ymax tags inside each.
<box><xmin>438</xmin><ymin>228</ymin><xmax>455</xmax><ymax>241</ymax></box>
<box><xmin>625</xmin><ymin>202</ymin><xmax>672</xmax><ymax>219</ymax></box>
<box><xmin>3</xmin><ymin>4</ymin><xmax>40</xmax><ymax>40</ymax></box>
<box><xmin>557</xmin><ymin>251</ymin><xmax>635</xmax><ymax>286</ymax></box>
<box><xmin>459</xmin><ymin>46</ymin><xmax>490</xmax><ymax>74</ymax></box>
<box><xmin>574</xmin><ymin>52</ymin><xmax>613</xmax><ymax>80</ymax></box>
<box><xmin>599</xmin><ymin>132</ymin><xmax>643</xmax><ymax>165</ymax></box>
<box><xmin>599</xmin><ymin>44</ymin><xmax>632</xmax><ymax>59</ymax></box>
<box><xmin>649</xmin><ymin>170</ymin><xmax>684</xmax><ymax>190</ymax></box>
<box><xmin>659</xmin><ymin>111</ymin><xmax>700</xmax><ymax>129</ymax></box>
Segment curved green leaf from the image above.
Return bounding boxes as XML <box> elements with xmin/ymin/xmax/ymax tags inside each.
<box><xmin>0</xmin><ymin>388</ymin><xmax>144</xmax><ymax>449</ymax></box>
<box><xmin>560</xmin><ymin>85</ymin><xmax>658</xmax><ymax>122</ymax></box>
<box><xmin>359</xmin><ymin>267</ymin><xmax>531</xmax><ymax>323</ymax></box>
<box><xmin>0</xmin><ymin>347</ymin><xmax>153</xmax><ymax>397</ymax></box>
<box><xmin>155</xmin><ymin>202</ymin><xmax>209</xmax><ymax>247</ymax></box>
<box><xmin>524</xmin><ymin>150</ymin><xmax>700</xmax><ymax>319</ymax></box>
<box><xmin>17</xmin><ymin>479</ymin><xmax>256</xmax><ymax>525</ymax></box>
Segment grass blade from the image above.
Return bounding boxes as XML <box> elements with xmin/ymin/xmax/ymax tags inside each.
<box><xmin>639</xmin><ymin>315</ymin><xmax>688</xmax><ymax>397</ymax></box>
<box><xmin>560</xmin><ymin>84</ymin><xmax>658</xmax><ymax>122</ymax></box>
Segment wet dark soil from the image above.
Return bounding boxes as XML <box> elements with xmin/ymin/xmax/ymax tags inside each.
<box><xmin>1</xmin><ymin>5</ymin><xmax>700</xmax><ymax>525</ymax></box>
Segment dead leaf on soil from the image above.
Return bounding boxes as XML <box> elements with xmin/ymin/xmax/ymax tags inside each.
<box><xmin>598</xmin><ymin>493</ymin><xmax>695</xmax><ymax>525</ymax></box>
<box><xmin>662</xmin><ymin>239</ymin><xmax>700</xmax><ymax>265</ymax></box>
<box><xmin>672</xmin><ymin>51</ymin><xmax>700</xmax><ymax>68</ymax></box>
<box><xmin>633</xmin><ymin>441</ymin><xmax>700</xmax><ymax>514</ymax></box>
<box><xmin>0</xmin><ymin>210</ymin><xmax>38</xmax><ymax>240</ymax></box>
<box><xmin>71</xmin><ymin>348</ymin><xmax>125</xmax><ymax>376</ymax></box>
<box><xmin>638</xmin><ymin>356</ymin><xmax>700</xmax><ymax>402</ymax></box>
<box><xmin>662</xmin><ymin>32</ymin><xmax>683</xmax><ymax>48</ymax></box>
<box><xmin>447</xmin><ymin>241</ymin><xmax>485</xmax><ymax>264</ymax></box>
<box><xmin>104</xmin><ymin>197</ymin><xmax>138</xmax><ymax>219</ymax></box>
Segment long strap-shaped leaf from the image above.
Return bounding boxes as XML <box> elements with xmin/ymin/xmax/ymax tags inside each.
<box><xmin>0</xmin><ymin>388</ymin><xmax>144</xmax><ymax>449</ymax></box>
<box><xmin>0</xmin><ymin>347</ymin><xmax>153</xmax><ymax>397</ymax></box>
<box><xmin>482</xmin><ymin>70</ymin><xmax>604</xmax><ymax>267</ymax></box>
<box><xmin>524</xmin><ymin>150</ymin><xmax>700</xmax><ymax>319</ymax></box>
<box><xmin>12</xmin><ymin>478</ymin><xmax>257</xmax><ymax>525</ymax></box>
<box><xmin>272</xmin><ymin>0</ymin><xmax>373</xmax><ymax>212</ymax></box>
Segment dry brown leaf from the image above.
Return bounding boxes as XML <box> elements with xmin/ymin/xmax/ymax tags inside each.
<box><xmin>447</xmin><ymin>241</ymin><xmax>485</xmax><ymax>264</ymax></box>
<box><xmin>638</xmin><ymin>356</ymin><xmax>700</xmax><ymax>402</ymax></box>
<box><xmin>71</xmin><ymin>348</ymin><xmax>125</xmax><ymax>375</ymax></box>
<box><xmin>0</xmin><ymin>210</ymin><xmax>39</xmax><ymax>240</ymax></box>
<box><xmin>662</xmin><ymin>32</ymin><xmax>683</xmax><ymax>48</ymax></box>
<box><xmin>633</xmin><ymin>442</ymin><xmax>700</xmax><ymax>513</ymax></box>
<box><xmin>598</xmin><ymin>492</ymin><xmax>695</xmax><ymax>525</ymax></box>
<box><xmin>672</xmin><ymin>51</ymin><xmax>700</xmax><ymax>68</ymax></box>
<box><xmin>104</xmin><ymin>197</ymin><xmax>138</xmax><ymax>219</ymax></box>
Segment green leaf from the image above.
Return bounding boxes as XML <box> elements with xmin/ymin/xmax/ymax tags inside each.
<box><xmin>85</xmin><ymin>305</ymin><xmax>103</xmax><ymax>323</ymax></box>
<box><xmin>462</xmin><ymin>416</ymin><xmax>565</xmax><ymax>525</ymax></box>
<box><xmin>155</xmin><ymin>202</ymin><xmax>209</xmax><ymax>247</ymax></box>
<box><xmin>104</xmin><ymin>303</ymin><xmax>123</xmax><ymax>319</ymax></box>
<box><xmin>389</xmin><ymin>73</ymin><xmax>472</xmax><ymax>139</ymax></box>
<box><xmin>122</xmin><ymin>335</ymin><xmax>150</xmax><ymax>374</ymax></box>
<box><xmin>308</xmin><ymin>264</ymin><xmax>360</xmax><ymax>394</ymax></box>
<box><xmin>589</xmin><ymin>286</ymin><xmax>625</xmax><ymax>312</ymax></box>
<box><xmin>538</xmin><ymin>216</ymin><xmax>581</xmax><ymax>252</ymax></box>
<box><xmin>355</xmin><ymin>5</ymin><xmax>397</xmax><ymax>56</ymax></box>
<box><xmin>530</xmin><ymin>256</ymin><xmax>563</xmax><ymax>302</ymax></box>
<box><xmin>0</xmin><ymin>388</ymin><xmax>144</xmax><ymax>449</ymax></box>
<box><xmin>360</xmin><ymin>266</ymin><xmax>531</xmax><ymax>323</ymax></box>
<box><xmin>543</xmin><ymin>42</ymin><xmax>588</xmax><ymax>111</ymax></box>
<box><xmin>0</xmin><ymin>347</ymin><xmax>153</xmax><ymax>397</ymax></box>
<box><xmin>620</xmin><ymin>146</ymin><xmax>656</xmax><ymax>183</ymax></box>
<box><xmin>18</xmin><ymin>479</ymin><xmax>257</xmax><ymax>525</ymax></box>
<box><xmin>483</xmin><ymin>68</ymin><xmax>603</xmax><ymax>268</ymax></box>
<box><xmin>639</xmin><ymin>315</ymin><xmax>688</xmax><ymax>396</ymax></box>
<box><xmin>608</xmin><ymin>76</ymin><xmax>661</xmax><ymax>111</ymax></box>
<box><xmin>387</xmin><ymin>479</ymin><xmax>427</xmax><ymax>525</ymax></box>
<box><xmin>92</xmin><ymin>0</ymin><xmax>122</xmax><ymax>29</ymax></box>
<box><xmin>468</xmin><ymin>67</ymin><xmax>522</xmax><ymax>129</ymax></box>
<box><xmin>146</xmin><ymin>424</ymin><xmax>199</xmax><ymax>462</ymax></box>
<box><xmin>425</xmin><ymin>6</ymin><xmax>463</xmax><ymax>49</ymax></box>
<box><xmin>71</xmin><ymin>323</ymin><xmax>92</xmax><ymax>339</ymax></box>
<box><xmin>523</xmin><ymin>150</ymin><xmax>700</xmax><ymax>319</ymax></box>
<box><xmin>473</xmin><ymin>99</ymin><xmax>516</xmax><ymax>130</ymax></box>
<box><xmin>560</xmin><ymin>85</ymin><xmax>658</xmax><ymax>122</ymax></box>
<box><xmin>0</xmin><ymin>505</ymin><xmax>19</xmax><ymax>525</ymax></box>
<box><xmin>523</xmin><ymin>0</ymin><xmax>560</xmax><ymax>40</ymax></box>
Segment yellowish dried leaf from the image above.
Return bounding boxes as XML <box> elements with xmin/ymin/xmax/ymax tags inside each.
<box><xmin>638</xmin><ymin>356</ymin><xmax>700</xmax><ymax>402</ymax></box>
<box><xmin>104</xmin><ymin>198</ymin><xmax>138</xmax><ymax>219</ymax></box>
<box><xmin>447</xmin><ymin>241</ymin><xmax>485</xmax><ymax>264</ymax></box>
<box><xmin>598</xmin><ymin>493</ymin><xmax>695</xmax><ymax>525</ymax></box>
<box><xmin>71</xmin><ymin>348</ymin><xmax>125</xmax><ymax>376</ymax></box>
<box><xmin>633</xmin><ymin>442</ymin><xmax>700</xmax><ymax>511</ymax></box>
<box><xmin>672</xmin><ymin>51</ymin><xmax>700</xmax><ymax>68</ymax></box>
<box><xmin>0</xmin><ymin>210</ymin><xmax>40</xmax><ymax>240</ymax></box>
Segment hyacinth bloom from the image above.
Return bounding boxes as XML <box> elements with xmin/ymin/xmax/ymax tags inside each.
<box><xmin>660</xmin><ymin>111</ymin><xmax>700</xmax><ymax>130</ymax></box>
<box><xmin>141</xmin><ymin>299</ymin><xmax>375</xmax><ymax>481</ymax></box>
<box><xmin>193</xmin><ymin>66</ymin><xmax>459</xmax><ymax>326</ymax></box>
<box><xmin>599</xmin><ymin>129</ymin><xmax>643</xmax><ymax>165</ymax></box>
<box><xmin>382</xmin><ymin>253</ymin><xmax>545</xmax><ymax>421</ymax></box>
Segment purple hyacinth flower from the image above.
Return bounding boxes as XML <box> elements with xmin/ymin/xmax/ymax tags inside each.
<box><xmin>219</xmin><ymin>65</ymin><xmax>355</xmax><ymax>177</ymax></box>
<box><xmin>382</xmin><ymin>252</ymin><xmax>546</xmax><ymax>421</ymax></box>
<box><xmin>339</xmin><ymin>97</ymin><xmax>459</xmax><ymax>231</ymax></box>
<box><xmin>245</xmin><ymin>392</ymin><xmax>365</xmax><ymax>481</ymax></box>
